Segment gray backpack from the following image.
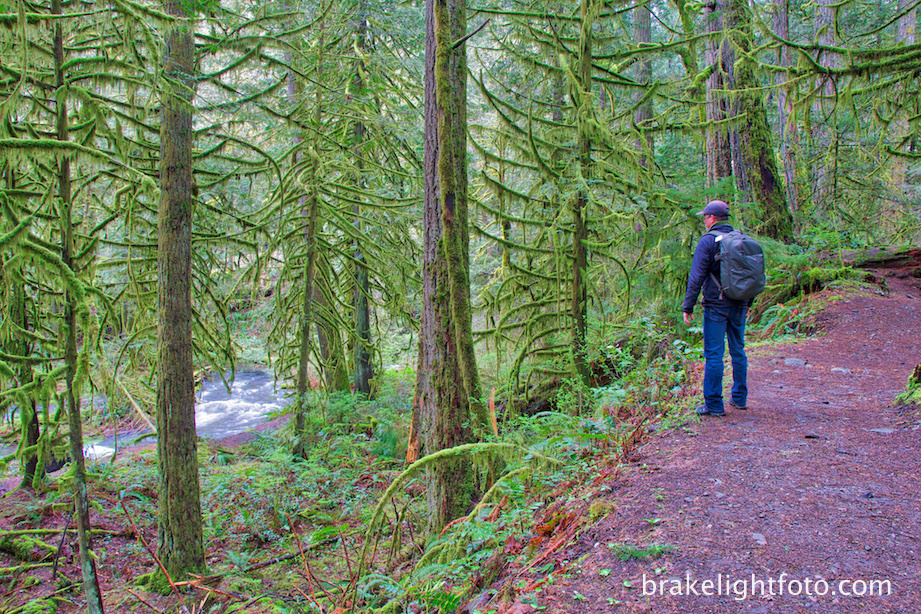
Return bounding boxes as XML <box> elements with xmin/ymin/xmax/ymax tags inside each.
<box><xmin>707</xmin><ymin>229</ymin><xmax>765</xmax><ymax>301</ymax></box>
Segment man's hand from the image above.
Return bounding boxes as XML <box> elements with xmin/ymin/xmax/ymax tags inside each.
<box><xmin>683</xmin><ymin>311</ymin><xmax>693</xmax><ymax>326</ymax></box>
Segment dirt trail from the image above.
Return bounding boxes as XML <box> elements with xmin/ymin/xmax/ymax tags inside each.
<box><xmin>526</xmin><ymin>272</ymin><xmax>921</xmax><ymax>613</ymax></box>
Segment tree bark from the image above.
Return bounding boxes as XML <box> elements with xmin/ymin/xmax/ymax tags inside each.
<box><xmin>839</xmin><ymin>246</ymin><xmax>921</xmax><ymax>269</ymax></box>
<box><xmin>53</xmin><ymin>1</ymin><xmax>104</xmax><ymax>608</ymax></box>
<box><xmin>353</xmin><ymin>8</ymin><xmax>374</xmax><ymax>397</ymax></box>
<box><xmin>435</xmin><ymin>0</ymin><xmax>484</xmax><ymax>423</ymax></box>
<box><xmin>570</xmin><ymin>0</ymin><xmax>595</xmax><ymax>387</ymax></box>
<box><xmin>156</xmin><ymin>0</ymin><xmax>205</xmax><ymax>585</ymax></box>
<box><xmin>892</xmin><ymin>0</ymin><xmax>917</xmax><ymax>191</ymax></box>
<box><xmin>811</xmin><ymin>0</ymin><xmax>838</xmax><ymax>212</ymax></box>
<box><xmin>633</xmin><ymin>1</ymin><xmax>654</xmax><ymax>169</ymax></box>
<box><xmin>704</xmin><ymin>0</ymin><xmax>732</xmax><ymax>195</ymax></box>
<box><xmin>7</xmin><ymin>270</ymin><xmax>41</xmax><ymax>488</ymax></box>
<box><xmin>291</xmin><ymin>25</ymin><xmax>326</xmax><ymax>457</ymax></box>
<box><xmin>53</xmin><ymin>4</ymin><xmax>104</xmax><ymax>610</ymax></box>
<box><xmin>772</xmin><ymin>0</ymin><xmax>802</xmax><ymax>214</ymax></box>
<box><xmin>725</xmin><ymin>0</ymin><xmax>793</xmax><ymax>241</ymax></box>
<box><xmin>20</xmin><ymin>396</ymin><xmax>41</xmax><ymax>487</ymax></box>
<box><xmin>315</xmin><ymin>285</ymin><xmax>350</xmax><ymax>391</ymax></box>
<box><xmin>415</xmin><ymin>0</ymin><xmax>485</xmax><ymax>534</ymax></box>
<box><xmin>897</xmin><ymin>0</ymin><xmax>917</xmax><ymax>47</ymax></box>
<box><xmin>293</xmin><ymin>156</ymin><xmax>321</xmax><ymax>458</ymax></box>
<box><xmin>0</xmin><ymin>169</ymin><xmax>42</xmax><ymax>489</ymax></box>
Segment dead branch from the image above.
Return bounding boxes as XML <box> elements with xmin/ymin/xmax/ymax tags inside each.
<box><xmin>243</xmin><ymin>537</ymin><xmax>337</xmax><ymax>572</ymax></box>
<box><xmin>127</xmin><ymin>588</ymin><xmax>165</xmax><ymax>614</ymax></box>
<box><xmin>119</xmin><ymin>498</ymin><xmax>187</xmax><ymax>612</ymax></box>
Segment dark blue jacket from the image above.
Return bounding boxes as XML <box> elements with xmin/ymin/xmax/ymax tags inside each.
<box><xmin>683</xmin><ymin>223</ymin><xmax>750</xmax><ymax>314</ymax></box>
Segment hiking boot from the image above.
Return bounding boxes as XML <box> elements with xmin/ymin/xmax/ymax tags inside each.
<box><xmin>696</xmin><ymin>405</ymin><xmax>725</xmax><ymax>417</ymax></box>
<box><xmin>728</xmin><ymin>400</ymin><xmax>747</xmax><ymax>410</ymax></box>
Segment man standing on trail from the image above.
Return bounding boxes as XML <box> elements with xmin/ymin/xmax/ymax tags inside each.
<box><xmin>683</xmin><ymin>200</ymin><xmax>749</xmax><ymax>417</ymax></box>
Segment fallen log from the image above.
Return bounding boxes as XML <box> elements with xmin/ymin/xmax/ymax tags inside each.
<box><xmin>833</xmin><ymin>246</ymin><xmax>921</xmax><ymax>270</ymax></box>
<box><xmin>0</xmin><ymin>534</ymin><xmax>57</xmax><ymax>561</ymax></box>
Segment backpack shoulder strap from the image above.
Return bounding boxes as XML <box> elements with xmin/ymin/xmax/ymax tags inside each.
<box><xmin>704</xmin><ymin>229</ymin><xmax>727</xmax><ymax>297</ymax></box>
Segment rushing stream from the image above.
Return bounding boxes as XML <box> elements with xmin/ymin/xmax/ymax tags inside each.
<box><xmin>2</xmin><ymin>368</ymin><xmax>287</xmax><ymax>462</ymax></box>
<box><xmin>195</xmin><ymin>368</ymin><xmax>287</xmax><ymax>439</ymax></box>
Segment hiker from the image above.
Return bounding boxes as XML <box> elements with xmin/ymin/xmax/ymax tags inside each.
<box><xmin>682</xmin><ymin>200</ymin><xmax>751</xmax><ymax>416</ymax></box>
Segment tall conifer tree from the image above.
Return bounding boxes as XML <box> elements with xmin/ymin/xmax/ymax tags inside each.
<box><xmin>155</xmin><ymin>0</ymin><xmax>206</xmax><ymax>583</ymax></box>
<box><xmin>417</xmin><ymin>0</ymin><xmax>487</xmax><ymax>532</ymax></box>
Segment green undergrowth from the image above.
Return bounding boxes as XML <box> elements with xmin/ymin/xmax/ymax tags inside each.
<box><xmin>115</xmin><ymin>355</ymin><xmax>697</xmax><ymax>612</ymax></box>
<box><xmin>355</xmin><ymin>242</ymin><xmax>892</xmax><ymax>612</ymax></box>
<box><xmin>608</xmin><ymin>542</ymin><xmax>675</xmax><ymax>561</ymax></box>
<box><xmin>3</xmin><ymin>241</ymin><xmax>890</xmax><ymax>613</ymax></box>
<box><xmin>751</xmin><ymin>274</ymin><xmax>882</xmax><ymax>342</ymax></box>
<box><xmin>745</xmin><ymin>238</ymin><xmax>883</xmax><ymax>340</ymax></box>
<box><xmin>350</xmin><ymin>317</ymin><xmax>706</xmax><ymax>612</ymax></box>
<box><xmin>20</xmin><ymin>363</ymin><xmax>667</xmax><ymax>612</ymax></box>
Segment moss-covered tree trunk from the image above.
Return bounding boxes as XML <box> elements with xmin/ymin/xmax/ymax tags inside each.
<box><xmin>570</xmin><ymin>0</ymin><xmax>595</xmax><ymax>387</ymax></box>
<box><xmin>53</xmin><ymin>2</ymin><xmax>104</xmax><ymax>609</ymax></box>
<box><xmin>811</xmin><ymin>0</ymin><xmax>838</xmax><ymax>213</ymax></box>
<box><xmin>435</xmin><ymin>0</ymin><xmax>484</xmax><ymax>425</ymax></box>
<box><xmin>156</xmin><ymin>0</ymin><xmax>206</xmax><ymax>585</ymax></box>
<box><xmin>633</xmin><ymin>1</ymin><xmax>654</xmax><ymax>169</ymax></box>
<box><xmin>7</xmin><ymin>272</ymin><xmax>41</xmax><ymax>488</ymax></box>
<box><xmin>353</xmin><ymin>8</ymin><xmax>373</xmax><ymax>397</ymax></box>
<box><xmin>725</xmin><ymin>0</ymin><xmax>793</xmax><ymax>241</ymax></box>
<box><xmin>293</xmin><ymin>154</ymin><xmax>321</xmax><ymax>458</ymax></box>
<box><xmin>772</xmin><ymin>0</ymin><xmax>802</xmax><ymax>214</ymax></box>
<box><xmin>1</xmin><ymin>169</ymin><xmax>42</xmax><ymax>489</ymax></box>
<box><xmin>891</xmin><ymin>0</ymin><xmax>917</xmax><ymax>195</ymax></box>
<box><xmin>353</xmin><ymin>253</ymin><xmax>373</xmax><ymax>396</ymax></box>
<box><xmin>290</xmin><ymin>24</ymin><xmax>326</xmax><ymax>457</ymax></box>
<box><xmin>62</xmin><ymin>206</ymin><xmax>104</xmax><ymax>614</ymax></box>
<box><xmin>704</xmin><ymin>0</ymin><xmax>732</xmax><ymax>196</ymax></box>
<box><xmin>282</xmin><ymin>27</ymin><xmax>346</xmax><ymax>400</ymax></box>
<box><xmin>20</xmin><ymin>392</ymin><xmax>41</xmax><ymax>487</ymax></box>
<box><xmin>416</xmin><ymin>0</ymin><xmax>486</xmax><ymax>534</ymax></box>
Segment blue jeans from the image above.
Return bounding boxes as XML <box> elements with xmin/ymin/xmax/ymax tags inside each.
<box><xmin>702</xmin><ymin>305</ymin><xmax>748</xmax><ymax>413</ymax></box>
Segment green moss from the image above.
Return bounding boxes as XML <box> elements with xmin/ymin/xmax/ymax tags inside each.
<box><xmin>756</xmin><ymin>264</ymin><xmax>863</xmax><ymax>322</ymax></box>
<box><xmin>897</xmin><ymin>365</ymin><xmax>921</xmax><ymax>405</ymax></box>
<box><xmin>608</xmin><ymin>542</ymin><xmax>674</xmax><ymax>561</ymax></box>
<box><xmin>588</xmin><ymin>499</ymin><xmax>616</xmax><ymax>521</ymax></box>
<box><xmin>0</xmin><ymin>535</ymin><xmax>56</xmax><ymax>561</ymax></box>
<box><xmin>21</xmin><ymin>598</ymin><xmax>56</xmax><ymax>614</ymax></box>
<box><xmin>226</xmin><ymin>596</ymin><xmax>288</xmax><ymax>613</ymax></box>
<box><xmin>142</xmin><ymin>569</ymin><xmax>173</xmax><ymax>596</ymax></box>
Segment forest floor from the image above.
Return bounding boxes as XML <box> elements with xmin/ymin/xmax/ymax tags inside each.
<box><xmin>2</xmin><ymin>268</ymin><xmax>920</xmax><ymax>614</ymax></box>
<box><xmin>496</xmin><ymin>269</ymin><xmax>921</xmax><ymax>614</ymax></box>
